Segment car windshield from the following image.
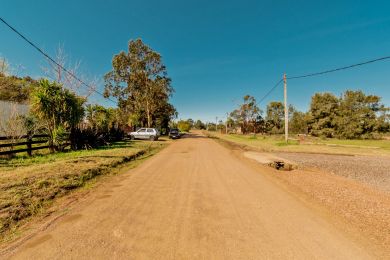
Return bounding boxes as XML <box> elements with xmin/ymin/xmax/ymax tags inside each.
<box><xmin>170</xmin><ymin>129</ymin><xmax>178</xmax><ymax>133</ymax></box>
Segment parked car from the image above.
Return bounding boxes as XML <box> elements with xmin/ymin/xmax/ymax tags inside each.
<box><xmin>169</xmin><ymin>128</ymin><xmax>181</xmax><ymax>139</ymax></box>
<box><xmin>129</xmin><ymin>128</ymin><xmax>160</xmax><ymax>141</ymax></box>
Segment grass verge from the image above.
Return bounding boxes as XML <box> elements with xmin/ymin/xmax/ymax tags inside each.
<box><xmin>0</xmin><ymin>139</ymin><xmax>167</xmax><ymax>242</ymax></box>
<box><xmin>205</xmin><ymin>131</ymin><xmax>390</xmax><ymax>156</ymax></box>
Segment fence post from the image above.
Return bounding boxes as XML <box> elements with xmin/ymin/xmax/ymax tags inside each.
<box><xmin>27</xmin><ymin>132</ymin><xmax>32</xmax><ymax>157</ymax></box>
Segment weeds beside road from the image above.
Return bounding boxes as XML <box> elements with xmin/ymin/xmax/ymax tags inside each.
<box><xmin>0</xmin><ymin>139</ymin><xmax>167</xmax><ymax>242</ymax></box>
<box><xmin>207</xmin><ymin>132</ymin><xmax>390</xmax><ymax>156</ymax></box>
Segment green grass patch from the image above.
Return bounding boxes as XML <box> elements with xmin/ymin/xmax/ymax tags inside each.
<box><xmin>314</xmin><ymin>138</ymin><xmax>390</xmax><ymax>150</ymax></box>
<box><xmin>275</xmin><ymin>139</ymin><xmax>299</xmax><ymax>146</ymax></box>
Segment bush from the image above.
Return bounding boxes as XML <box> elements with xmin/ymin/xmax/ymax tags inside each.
<box><xmin>30</xmin><ymin>79</ymin><xmax>85</xmax><ymax>152</ymax></box>
<box><xmin>177</xmin><ymin>120</ymin><xmax>191</xmax><ymax>132</ymax></box>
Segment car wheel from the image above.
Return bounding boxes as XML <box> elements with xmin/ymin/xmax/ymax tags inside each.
<box><xmin>130</xmin><ymin>135</ymin><xmax>135</xmax><ymax>140</ymax></box>
<box><xmin>149</xmin><ymin>136</ymin><xmax>155</xmax><ymax>141</ymax></box>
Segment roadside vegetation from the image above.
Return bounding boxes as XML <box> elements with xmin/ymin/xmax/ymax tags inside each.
<box><xmin>0</xmin><ymin>139</ymin><xmax>166</xmax><ymax>241</ymax></box>
<box><xmin>104</xmin><ymin>39</ymin><xmax>177</xmax><ymax>131</ymax></box>
<box><xmin>0</xmin><ymin>40</ymin><xmax>176</xmax><ymax>241</ymax></box>
<box><xmin>186</xmin><ymin>90</ymin><xmax>389</xmax><ymax>141</ymax></box>
<box><xmin>0</xmin><ymin>39</ymin><xmax>176</xmax><ymax>154</ymax></box>
<box><xmin>207</xmin><ymin>132</ymin><xmax>390</xmax><ymax>156</ymax></box>
<box><xmin>184</xmin><ymin>91</ymin><xmax>389</xmax><ymax>155</ymax></box>
<box><xmin>225</xmin><ymin>92</ymin><xmax>389</xmax><ymax>139</ymax></box>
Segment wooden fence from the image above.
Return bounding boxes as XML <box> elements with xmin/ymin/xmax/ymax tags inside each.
<box><xmin>0</xmin><ymin>134</ymin><xmax>50</xmax><ymax>156</ymax></box>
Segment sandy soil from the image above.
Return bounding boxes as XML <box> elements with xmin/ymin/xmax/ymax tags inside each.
<box><xmin>1</xmin><ymin>133</ymin><xmax>387</xmax><ymax>259</ymax></box>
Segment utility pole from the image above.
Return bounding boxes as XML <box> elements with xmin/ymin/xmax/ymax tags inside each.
<box><xmin>225</xmin><ymin>113</ymin><xmax>228</xmax><ymax>134</ymax></box>
<box><xmin>283</xmin><ymin>73</ymin><xmax>288</xmax><ymax>143</ymax></box>
<box><xmin>216</xmin><ymin>117</ymin><xmax>218</xmax><ymax>132</ymax></box>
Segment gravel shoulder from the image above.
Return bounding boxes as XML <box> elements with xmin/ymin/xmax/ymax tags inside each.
<box><xmin>274</xmin><ymin>152</ymin><xmax>390</xmax><ymax>192</ymax></box>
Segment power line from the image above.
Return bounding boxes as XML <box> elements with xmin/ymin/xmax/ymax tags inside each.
<box><xmin>257</xmin><ymin>55</ymin><xmax>390</xmax><ymax>105</ymax></box>
<box><xmin>0</xmin><ymin>17</ymin><xmax>116</xmax><ymax>104</ymax></box>
<box><xmin>257</xmin><ymin>78</ymin><xmax>283</xmax><ymax>104</ymax></box>
<box><xmin>287</xmin><ymin>55</ymin><xmax>390</xmax><ymax>80</ymax></box>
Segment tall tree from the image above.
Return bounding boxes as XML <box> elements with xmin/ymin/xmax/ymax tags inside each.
<box><xmin>266</xmin><ymin>101</ymin><xmax>284</xmax><ymax>134</ymax></box>
<box><xmin>307</xmin><ymin>90</ymin><xmax>389</xmax><ymax>139</ymax></box>
<box><xmin>230</xmin><ymin>95</ymin><xmax>261</xmax><ymax>134</ymax></box>
<box><xmin>194</xmin><ymin>120</ymin><xmax>206</xmax><ymax>130</ymax></box>
<box><xmin>289</xmin><ymin>110</ymin><xmax>309</xmax><ymax>134</ymax></box>
<box><xmin>307</xmin><ymin>93</ymin><xmax>339</xmax><ymax>137</ymax></box>
<box><xmin>335</xmin><ymin>90</ymin><xmax>387</xmax><ymax>139</ymax></box>
<box><xmin>104</xmin><ymin>39</ymin><xmax>175</xmax><ymax>128</ymax></box>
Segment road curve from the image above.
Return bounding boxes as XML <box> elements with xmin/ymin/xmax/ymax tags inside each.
<box><xmin>4</xmin><ymin>134</ymin><xmax>373</xmax><ymax>259</ymax></box>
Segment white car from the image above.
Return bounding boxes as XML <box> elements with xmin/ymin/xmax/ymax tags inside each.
<box><xmin>129</xmin><ymin>128</ymin><xmax>160</xmax><ymax>141</ymax></box>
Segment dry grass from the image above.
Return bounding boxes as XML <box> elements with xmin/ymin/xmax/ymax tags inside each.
<box><xmin>206</xmin><ymin>131</ymin><xmax>390</xmax><ymax>156</ymax></box>
<box><xmin>0</xmin><ymin>139</ymin><xmax>167</xmax><ymax>240</ymax></box>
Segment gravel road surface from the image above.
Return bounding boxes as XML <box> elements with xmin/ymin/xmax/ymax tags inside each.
<box><xmin>275</xmin><ymin>152</ymin><xmax>390</xmax><ymax>192</ymax></box>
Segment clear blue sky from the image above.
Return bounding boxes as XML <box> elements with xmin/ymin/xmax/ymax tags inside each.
<box><xmin>1</xmin><ymin>0</ymin><xmax>390</xmax><ymax>122</ymax></box>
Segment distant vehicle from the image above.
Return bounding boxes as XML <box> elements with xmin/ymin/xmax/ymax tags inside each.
<box><xmin>169</xmin><ymin>128</ymin><xmax>181</xmax><ymax>139</ymax></box>
<box><xmin>129</xmin><ymin>128</ymin><xmax>160</xmax><ymax>141</ymax></box>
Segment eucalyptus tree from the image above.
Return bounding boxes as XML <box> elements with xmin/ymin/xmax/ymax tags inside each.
<box><xmin>265</xmin><ymin>101</ymin><xmax>284</xmax><ymax>134</ymax></box>
<box><xmin>104</xmin><ymin>39</ymin><xmax>175</xmax><ymax>129</ymax></box>
<box><xmin>230</xmin><ymin>95</ymin><xmax>262</xmax><ymax>134</ymax></box>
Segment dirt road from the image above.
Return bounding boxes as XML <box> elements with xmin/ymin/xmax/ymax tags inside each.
<box><xmin>3</xmin><ymin>134</ymin><xmax>377</xmax><ymax>259</ymax></box>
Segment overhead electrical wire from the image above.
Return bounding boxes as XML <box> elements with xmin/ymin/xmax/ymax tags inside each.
<box><xmin>2</xmin><ymin>17</ymin><xmax>390</xmax><ymax>107</ymax></box>
<box><xmin>257</xmin><ymin>78</ymin><xmax>283</xmax><ymax>104</ymax></box>
<box><xmin>257</xmin><ymin>55</ymin><xmax>390</xmax><ymax>104</ymax></box>
<box><xmin>0</xmin><ymin>17</ymin><xmax>116</xmax><ymax>104</ymax></box>
<box><xmin>287</xmin><ymin>56</ymin><xmax>390</xmax><ymax>80</ymax></box>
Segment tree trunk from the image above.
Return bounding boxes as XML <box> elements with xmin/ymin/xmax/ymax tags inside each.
<box><xmin>146</xmin><ymin>100</ymin><xmax>151</xmax><ymax>128</ymax></box>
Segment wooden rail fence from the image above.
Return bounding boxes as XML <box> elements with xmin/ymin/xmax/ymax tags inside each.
<box><xmin>0</xmin><ymin>134</ymin><xmax>49</xmax><ymax>156</ymax></box>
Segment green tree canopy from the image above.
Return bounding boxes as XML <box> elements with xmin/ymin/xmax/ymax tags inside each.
<box><xmin>31</xmin><ymin>79</ymin><xmax>85</xmax><ymax>150</ymax></box>
<box><xmin>0</xmin><ymin>73</ymin><xmax>38</xmax><ymax>103</ymax></box>
<box><xmin>104</xmin><ymin>39</ymin><xmax>176</xmax><ymax>129</ymax></box>
<box><xmin>177</xmin><ymin>120</ymin><xmax>191</xmax><ymax>132</ymax></box>
<box><xmin>85</xmin><ymin>104</ymin><xmax>118</xmax><ymax>135</ymax></box>
<box><xmin>230</xmin><ymin>95</ymin><xmax>262</xmax><ymax>134</ymax></box>
<box><xmin>335</xmin><ymin>90</ymin><xmax>388</xmax><ymax>139</ymax></box>
<box><xmin>266</xmin><ymin>101</ymin><xmax>284</xmax><ymax>134</ymax></box>
<box><xmin>194</xmin><ymin>120</ymin><xmax>206</xmax><ymax>130</ymax></box>
<box><xmin>308</xmin><ymin>90</ymin><xmax>389</xmax><ymax>139</ymax></box>
<box><xmin>307</xmin><ymin>92</ymin><xmax>339</xmax><ymax>137</ymax></box>
<box><xmin>289</xmin><ymin>110</ymin><xmax>309</xmax><ymax>134</ymax></box>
